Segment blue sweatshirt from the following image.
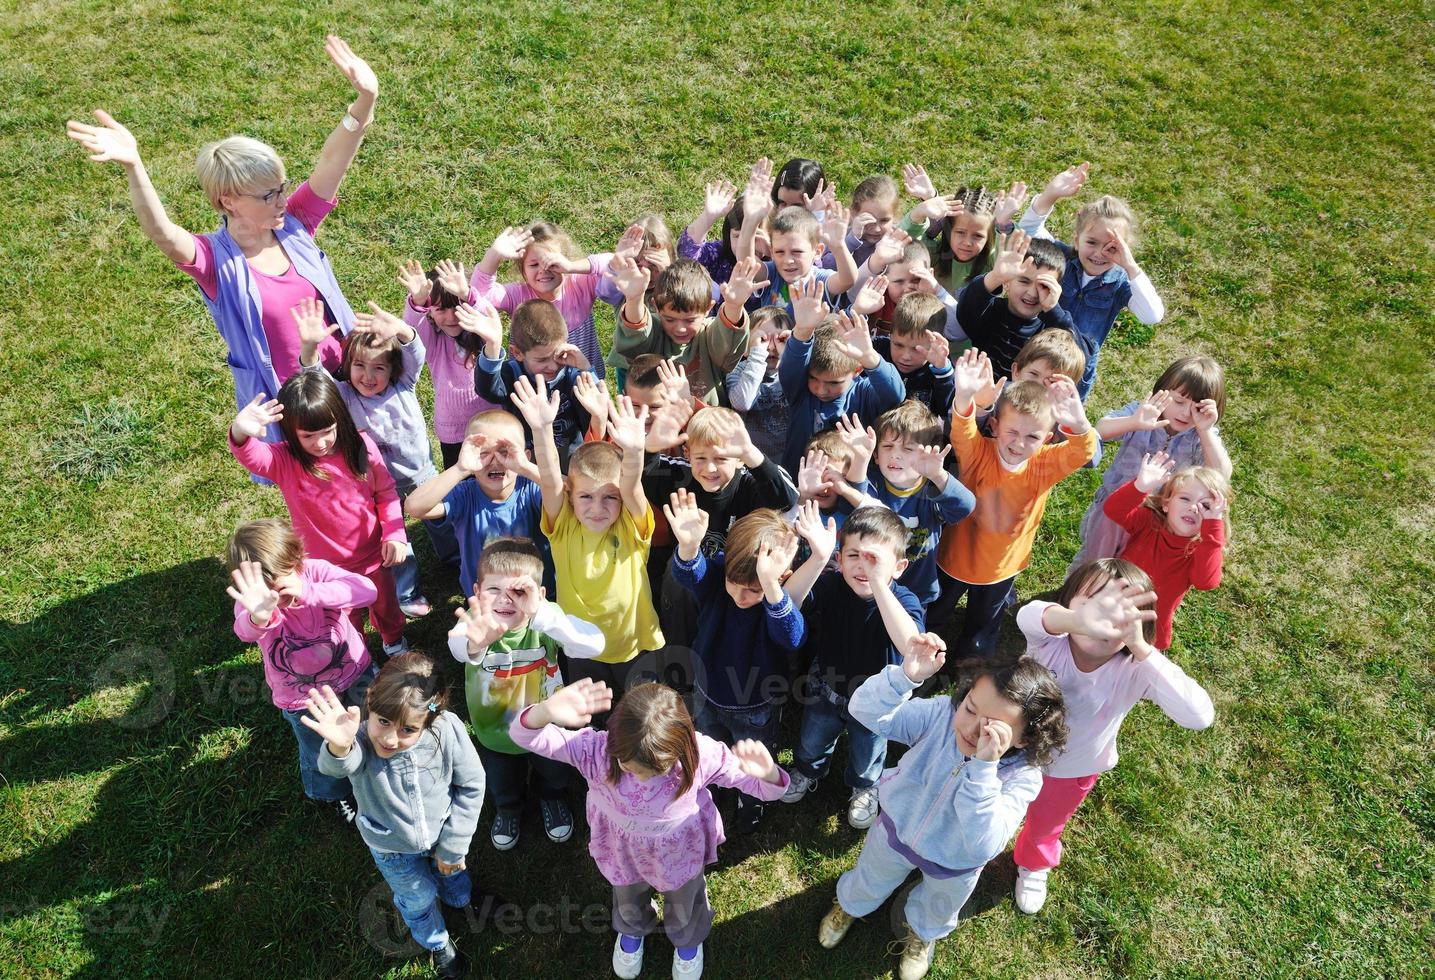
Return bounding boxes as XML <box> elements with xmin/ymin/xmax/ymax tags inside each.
<box><xmin>475</xmin><ymin>355</ymin><xmax>593</xmax><ymax>453</ymax></box>
<box><xmin>671</xmin><ymin>550</ymin><xmax>805</xmax><ymax>710</ymax></box>
<box><xmin>860</xmin><ymin>473</ymin><xmax>975</xmax><ymax>606</ymax></box>
<box><xmin>778</xmin><ymin>336</ymin><xmax>905</xmax><ymax>475</ymax></box>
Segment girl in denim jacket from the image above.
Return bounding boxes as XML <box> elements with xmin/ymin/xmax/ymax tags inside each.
<box><xmin>1019</xmin><ymin>162</ymin><xmax>1166</xmax><ymax>399</ymax></box>
<box><xmin>816</xmin><ymin>639</ymin><xmax>1069</xmax><ymax>980</ymax></box>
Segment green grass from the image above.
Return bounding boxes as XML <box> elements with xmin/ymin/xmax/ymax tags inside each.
<box><xmin>2</xmin><ymin>0</ymin><xmax>1433</xmax><ymax>976</ymax></box>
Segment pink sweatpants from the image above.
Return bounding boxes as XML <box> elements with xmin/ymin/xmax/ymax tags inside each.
<box><xmin>1012</xmin><ymin>773</ymin><xmax>1100</xmax><ymax>871</ymax></box>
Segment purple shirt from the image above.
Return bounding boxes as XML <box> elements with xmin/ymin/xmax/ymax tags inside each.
<box><xmin>510</xmin><ymin>707</ymin><xmax>789</xmax><ymax>889</ymax></box>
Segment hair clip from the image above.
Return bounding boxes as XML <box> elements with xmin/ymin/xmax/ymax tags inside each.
<box><xmin>956</xmin><ymin>185</ymin><xmax>997</xmax><ymax>217</ymax></box>
<box><xmin>427</xmin><ymin>700</ymin><xmax>439</xmax><ymax>713</ymax></box>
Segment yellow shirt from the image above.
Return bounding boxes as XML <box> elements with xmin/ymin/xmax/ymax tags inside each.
<box><xmin>936</xmin><ymin>410</ymin><xmax>1099</xmax><ymax>585</ymax></box>
<box><xmin>543</xmin><ymin>502</ymin><xmax>663</xmax><ymax>663</ymax></box>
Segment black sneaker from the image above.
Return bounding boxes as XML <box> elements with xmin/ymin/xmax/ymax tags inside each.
<box><xmin>433</xmin><ymin>937</ymin><xmax>466</xmax><ymax>978</ymax></box>
<box><xmin>540</xmin><ymin>797</ymin><xmax>574</xmax><ymax>843</ymax></box>
<box><xmin>490</xmin><ymin>809</ymin><xmax>520</xmax><ymax>851</ymax></box>
<box><xmin>329</xmin><ymin>794</ymin><xmax>358</xmax><ymax>826</ymax></box>
<box><xmin>733</xmin><ymin>796</ymin><xmax>765</xmax><ymax>835</ymax></box>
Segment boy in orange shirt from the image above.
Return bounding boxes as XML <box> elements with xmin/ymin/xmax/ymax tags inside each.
<box><xmin>934</xmin><ymin>348</ymin><xmax>1097</xmax><ymax>659</ymax></box>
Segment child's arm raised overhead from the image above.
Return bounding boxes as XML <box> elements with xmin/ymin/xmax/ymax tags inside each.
<box><xmin>509</xmin><ymin>374</ymin><xmax>566</xmax><ymax>523</ymax></box>
<box><xmin>835</xmin><ymin>412</ymin><xmax>878</xmax><ymax>483</ymax></box>
<box><xmin>847</xmin><ymin>633</ymin><xmax>949</xmax><ymax>746</ymax></box>
<box><xmin>756</xmin><ymin>533</ymin><xmax>805</xmax><ymax>647</ymax></box>
<box><xmin>228</xmin><ymin>394</ymin><xmax>285</xmax><ymax>478</ymax></box>
<box><xmin>719</xmin><ymin>256</ymin><xmax>768</xmax><ymax>326</ymax></box>
<box><xmin>821</xmin><ymin>203</ymin><xmax>859</xmax><ymax>296</ymax></box>
<box><xmin>608</xmin><ymin>254</ymin><xmax>653</xmax><ymax>334</ymax></box>
<box><xmin>784</xmin><ymin>500</ymin><xmax>837</xmax><ymax>607</ymax></box>
<box><xmin>983</xmin><ymin>229</ymin><xmax>1032</xmax><ymax>296</ymax></box>
<box><xmin>291</xmin><ymin>298</ymin><xmax>341</xmax><ymax>369</ymax></box>
<box><xmin>1193</xmin><ymin>396</ymin><xmax>1233</xmax><ymax>478</ymax></box>
<box><xmin>460</xmin><ymin>300</ymin><xmax>509</xmax><ymax>402</ymax></box>
<box><xmin>685</xmin><ymin>179</ymin><xmax>737</xmax><ymax>247</ymax></box>
<box><xmin>609</xmin><ymin>395</ymin><xmax>651</xmax><ymax>520</ymax></box>
<box><xmin>572</xmin><ymin>371</ymin><xmax>612</xmax><ymax>442</ymax></box>
<box><xmin>1022</xmin><ymin>161</ymin><xmax>1090</xmax><ymax>237</ymax></box>
<box><xmin>734</xmin><ymin>165</ymin><xmax>775</xmax><ymax>262</ymax></box>
<box><xmin>1102</xmin><ymin>452</ymin><xmax>1173</xmax><ymax>531</ymax></box>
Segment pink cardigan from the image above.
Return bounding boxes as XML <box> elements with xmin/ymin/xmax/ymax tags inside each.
<box><xmin>403</xmin><ymin>293</ymin><xmax>498</xmax><ymax>444</ymax></box>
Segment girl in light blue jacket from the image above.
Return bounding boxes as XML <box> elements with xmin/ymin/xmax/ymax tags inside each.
<box><xmin>815</xmin><ymin>636</ymin><xmax>1069</xmax><ymax>980</ymax></box>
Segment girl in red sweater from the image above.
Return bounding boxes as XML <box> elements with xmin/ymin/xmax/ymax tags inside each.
<box><xmin>1102</xmin><ymin>452</ymin><xmax>1229</xmax><ymax>649</ymax></box>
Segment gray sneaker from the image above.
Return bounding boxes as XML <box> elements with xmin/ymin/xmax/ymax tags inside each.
<box><xmin>781</xmin><ymin>770</ymin><xmax>817</xmax><ymax>804</ymax></box>
<box><xmin>847</xmin><ymin>786</ymin><xmax>879</xmax><ymax>830</ymax></box>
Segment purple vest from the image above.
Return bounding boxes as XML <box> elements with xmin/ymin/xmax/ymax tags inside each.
<box><xmin>200</xmin><ymin>214</ymin><xmax>356</xmax><ymax>443</ymax></box>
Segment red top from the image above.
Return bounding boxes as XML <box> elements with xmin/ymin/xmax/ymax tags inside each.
<box><xmin>1104</xmin><ymin>479</ymin><xmax>1225</xmax><ymax>649</ymax></box>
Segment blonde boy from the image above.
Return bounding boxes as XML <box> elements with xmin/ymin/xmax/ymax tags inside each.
<box><xmin>934</xmin><ymin>349</ymin><xmax>1098</xmax><ymax>659</ymax></box>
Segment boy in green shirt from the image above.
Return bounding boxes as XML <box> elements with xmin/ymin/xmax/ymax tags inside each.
<box><xmin>448</xmin><ymin>537</ymin><xmax>604</xmax><ymax>851</ymax></box>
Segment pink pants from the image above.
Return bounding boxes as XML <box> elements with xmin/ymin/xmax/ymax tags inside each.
<box><xmin>1012</xmin><ymin>773</ymin><xmax>1100</xmax><ymax>871</ymax></box>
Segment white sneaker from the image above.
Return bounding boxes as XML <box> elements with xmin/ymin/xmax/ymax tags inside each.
<box><xmin>612</xmin><ymin>935</ymin><xmax>644</xmax><ymax>979</ymax></box>
<box><xmin>846</xmin><ymin>786</ymin><xmax>880</xmax><ymax>829</ymax></box>
<box><xmin>1014</xmin><ymin>866</ymin><xmax>1049</xmax><ymax>914</ymax></box>
<box><xmin>382</xmin><ymin>637</ymin><xmax>409</xmax><ymax>658</ymax></box>
<box><xmin>895</xmin><ymin>924</ymin><xmax>934</xmax><ymax>980</ymax></box>
<box><xmin>671</xmin><ymin>942</ymin><xmax>704</xmax><ymax>978</ymax></box>
<box><xmin>781</xmin><ymin>770</ymin><xmax>816</xmax><ymax>804</ymax></box>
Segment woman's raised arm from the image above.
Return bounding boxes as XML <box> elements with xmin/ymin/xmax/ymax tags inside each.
<box><xmin>306</xmin><ymin>35</ymin><xmax>379</xmax><ymax>203</ymax></box>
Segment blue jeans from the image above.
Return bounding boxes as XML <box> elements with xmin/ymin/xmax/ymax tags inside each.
<box><xmin>693</xmin><ymin>697</ymin><xmax>781</xmax><ymax>750</ymax></box>
<box><xmin>393</xmin><ymin>485</ymin><xmax>460</xmax><ymax>603</ymax></box>
<box><xmin>281</xmin><ymin>664</ymin><xmax>377</xmax><ymax>801</ymax></box>
<box><xmin>369</xmin><ymin>847</ymin><xmax>472</xmax><ymax>951</ymax></box>
<box><xmin>793</xmin><ymin>687</ymin><xmax>886</xmax><ymax>790</ymax></box>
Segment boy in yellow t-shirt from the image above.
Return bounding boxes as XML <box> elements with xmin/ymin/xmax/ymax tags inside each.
<box><xmin>511</xmin><ymin>373</ymin><xmax>663</xmax><ymax>721</ymax></box>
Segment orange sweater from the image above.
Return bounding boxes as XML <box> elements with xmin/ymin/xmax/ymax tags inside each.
<box><xmin>936</xmin><ymin>409</ymin><xmax>1098</xmax><ymax>584</ymax></box>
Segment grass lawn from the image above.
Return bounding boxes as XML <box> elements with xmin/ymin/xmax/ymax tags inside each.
<box><xmin>2</xmin><ymin>0</ymin><xmax>1432</xmax><ymax>976</ymax></box>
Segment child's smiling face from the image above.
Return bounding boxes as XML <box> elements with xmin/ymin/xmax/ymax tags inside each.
<box><xmin>568</xmin><ymin>473</ymin><xmax>623</xmax><ymax>532</ymax></box>
<box><xmin>521</xmin><ymin>246</ymin><xmax>563</xmax><ymax>296</ymax></box>
<box><xmin>1075</xmin><ymin>218</ymin><xmax>1127</xmax><ymax>277</ymax></box>
<box><xmin>348</xmin><ymin>348</ymin><xmax>394</xmax><ymax>398</ymax></box>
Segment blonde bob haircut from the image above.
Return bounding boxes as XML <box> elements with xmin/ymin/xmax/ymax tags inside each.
<box><xmin>196</xmin><ymin>136</ymin><xmax>286</xmax><ymax>215</ymax></box>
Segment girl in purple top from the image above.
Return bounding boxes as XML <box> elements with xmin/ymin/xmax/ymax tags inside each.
<box><xmin>511</xmin><ymin>680</ymin><xmax>789</xmax><ymax>980</ymax></box>
<box><xmin>66</xmin><ymin>36</ymin><xmax>379</xmax><ymax>437</ymax></box>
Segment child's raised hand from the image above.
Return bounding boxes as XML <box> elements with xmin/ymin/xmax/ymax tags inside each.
<box><xmin>290</xmin><ymin>297</ymin><xmax>338</xmax><ymax>349</ymax></box>
<box><xmin>913</xmin><ymin>193</ymin><xmax>961</xmax><ymax>224</ymax></box>
<box><xmin>663</xmin><ymin>488</ymin><xmax>710</xmax><ymax>554</ymax></box>
<box><xmin>573</xmin><ymin>371</ymin><xmax>612</xmax><ymax>424</ymax></box>
<box><xmin>871</xmin><ymin>228</ymin><xmax>913</xmax><ymax>268</ymax></box>
<box><xmin>790</xmin><ymin>275</ymin><xmax>829</xmax><ymax>334</ymax></box>
<box><xmin>300</xmin><ymin>684</ymin><xmax>364</xmax><ymax>751</ymax></box>
<box><xmin>990</xmin><ymin>230</ymin><xmax>1032</xmax><ymax>284</ymax></box>
<box><xmin>510</xmin><ymin>374</ymin><xmax>560</xmax><ymax>429</ymax></box>
<box><xmin>973</xmin><ymin>717</ymin><xmax>1015</xmax><ymax>762</ymax></box>
<box><xmin>902</xmin><ymin>163</ymin><xmax>938</xmax><ymax>201</ymax></box>
<box><xmin>742</xmin><ymin>168</ymin><xmax>775</xmax><ymax>223</ymax></box>
<box><xmin>396</xmin><ymin>259</ymin><xmax>432</xmax><ymax>304</ymax></box>
<box><xmin>1071</xmin><ymin>577</ymin><xmax>1159</xmax><ymax>641</ymax></box>
<box><xmin>910</xmin><ymin>265</ymin><xmax>941</xmax><ymax>296</ymax></box>
<box><xmin>232</xmin><ymin>392</ymin><xmax>283</xmax><ymax>441</ymax></box>
<box><xmin>1201</xmin><ymin>488</ymin><xmax>1228</xmax><ymax>522</ymax></box>
<box><xmin>66</xmin><ymin>109</ymin><xmax>142</xmax><ymax>168</ymax></box>
<box><xmin>820</xmin><ymin>202</ymin><xmax>851</xmax><ymax>247</ymax></box>
<box><xmin>794</xmin><ymin>499</ymin><xmax>838</xmax><ymax>558</ymax></box>
<box><xmin>1046</xmin><ymin>374</ymin><xmax>1087</xmax><ymax>431</ymax></box>
<box><xmin>454</xmin><ymin>594</ymin><xmax>508</xmax><ymax>651</ymax></box>
<box><xmin>703</xmin><ymin>179</ymin><xmax>738</xmax><ymax>220</ymax></box>
<box><xmin>830</xmin><ymin>311</ymin><xmax>874</xmax><ymax>361</ymax></box>
<box><xmin>1043</xmin><ymin>161</ymin><xmax>1090</xmax><ymax>201</ymax></box>
<box><xmin>924</xmin><ymin>330</ymin><xmax>951</xmax><ymax>369</ymax></box>
<box><xmin>554</xmin><ymin>343</ymin><xmax>591</xmax><ymax>370</ymax></box>
<box><xmin>705</xmin><ymin>407</ymin><xmax>759</xmax><ymax>463</ymax></box>
<box><xmin>952</xmin><ymin>348</ymin><xmax>996</xmax><ymax>406</ymax></box>
<box><xmin>901</xmin><ymin>631</ymin><xmax>948</xmax><ymax>684</ymax></box>
<box><xmin>1193</xmin><ymin>398</ymin><xmax>1220</xmax><ymax>432</ymax></box>
<box><xmin>647</xmin><ymin>400</ymin><xmax>692</xmax><ymax>452</ymax></box>
<box><xmin>848</xmin><ymin>210</ymin><xmax>875</xmax><ymax>241</ymax></box>
<box><xmin>749</xmin><ymin>156</ymin><xmax>773</xmax><ymax>186</ymax></box>
<box><xmin>455</xmin><ymin>432</ymin><xmax>489</xmax><ymax>475</ymax></box>
<box><xmin>492</xmin><ymin>437</ymin><xmax>533</xmax><ymax>479</ymax></box>
<box><xmin>805</xmin><ymin>179</ymin><xmax>837</xmax><ymax>216</ymax></box>
<box><xmin>732</xmin><ymin>739</ymin><xmax>780</xmax><ymax>783</ymax></box>
<box><xmin>912</xmin><ymin>443</ymin><xmax>951</xmax><ymax>483</ymax></box>
<box><xmin>380</xmin><ymin>539</ymin><xmax>407</xmax><ymax>568</ymax></box>
<box><xmin>490</xmin><ymin>225</ymin><xmax>534</xmax><ymax>263</ymax></box>
<box><xmin>656</xmin><ymin>356</ymin><xmax>694</xmax><ymax>406</ymax></box>
<box><xmin>608</xmin><ymin>396</ymin><xmax>649</xmax><ymax>454</ymax></box>
<box><xmin>798</xmin><ymin>449</ymin><xmax>834</xmax><ymax>499</ymax></box>
<box><xmin>993</xmin><ymin>181</ymin><xmax>1029</xmax><ymax>226</ymax></box>
<box><xmin>1134</xmin><ymin>450</ymin><xmax>1175</xmax><ymax>493</ymax></box>
<box><xmin>721</xmin><ymin>256</ymin><xmax>770</xmax><ymax>308</ymax></box>
<box><xmin>455</xmin><ymin>301</ymin><xmax>503</xmax><ymax>353</ymax></box>
<box><xmin>606</xmin><ymin>254</ymin><xmax>651</xmax><ymax>301</ymax></box>
<box><xmin>851</xmin><ymin>274</ymin><xmax>889</xmax><ymax>316</ymax></box>
<box><xmin>1035</xmin><ymin>272</ymin><xmax>1063</xmax><ymax>312</ymax></box>
<box><xmin>227</xmin><ymin>560</ymin><xmax>282</xmax><ymax>625</ymax></box>
<box><xmin>434</xmin><ymin>258</ymin><xmax>469</xmax><ymax>299</ymax></box>
<box><xmin>353</xmin><ymin>301</ymin><xmax>408</xmax><ymax>341</ymax></box>
<box><xmin>835</xmin><ymin>411</ymin><xmax>877</xmax><ymax>460</ymax></box>
<box><xmin>546</xmin><ymin>677</ymin><xmax>613</xmax><ymax>729</ymax></box>
<box><xmin>1107</xmin><ymin>226</ymin><xmax>1140</xmax><ymax>274</ymax></box>
<box><xmin>1132</xmin><ymin>390</ymin><xmax>1174</xmax><ymax>430</ymax></box>
<box><xmin>614</xmin><ymin>223</ymin><xmax>646</xmax><ymax>261</ymax></box>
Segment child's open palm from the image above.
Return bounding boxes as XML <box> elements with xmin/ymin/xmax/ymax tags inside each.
<box><xmin>613</xmin><ymin>223</ymin><xmax>646</xmax><ymax>262</ymax></box>
<box><xmin>511</xmin><ymin>374</ymin><xmax>560</xmax><ymax>429</ymax></box>
<box><xmin>656</xmin><ymin>357</ymin><xmax>694</xmax><ymax>406</ymax></box>
<box><xmin>991</xmin><ymin>230</ymin><xmax>1032</xmax><ymax>283</ymax></box>
<box><xmin>434</xmin><ymin>259</ymin><xmax>469</xmax><ymax>299</ymax></box>
<box><xmin>830</xmin><ymin>311</ymin><xmax>874</xmax><ymax>361</ymax></box>
<box><xmin>1046</xmin><ymin>375</ymin><xmax>1087</xmax><ymax>430</ymax></box>
<box><xmin>952</xmin><ymin>348</ymin><xmax>996</xmax><ymax>405</ymax></box>
<box><xmin>704</xmin><ymin>179</ymin><xmax>737</xmax><ymax>220</ymax></box>
<box><xmin>397</xmin><ymin>259</ymin><xmax>431</xmax><ymax>303</ymax></box>
<box><xmin>794</xmin><ymin>500</ymin><xmax>838</xmax><ymax>559</ymax></box>
<box><xmin>1043</xmin><ymin>161</ymin><xmax>1090</xmax><ymax>201</ymax></box>
<box><xmin>606</xmin><ymin>254</ymin><xmax>651</xmax><ymax>301</ymax></box>
<box><xmin>902</xmin><ymin>631</ymin><xmax>948</xmax><ymax>684</ymax></box>
<box><xmin>227</xmin><ymin>560</ymin><xmax>281</xmax><ymax>625</ymax></box>
<box><xmin>233</xmin><ymin>393</ymin><xmax>283</xmax><ymax>441</ymax></box>
<box><xmin>545</xmin><ymin>678</ymin><xmax>613</xmax><ymax>729</ymax></box>
<box><xmin>924</xmin><ymin>330</ymin><xmax>951</xmax><ymax>369</ymax></box>
<box><xmin>1134</xmin><ymin>450</ymin><xmax>1176</xmax><ymax>493</ymax></box>
<box><xmin>721</xmin><ymin>256</ymin><xmax>770</xmax><ymax>308</ymax></box>
<box><xmin>573</xmin><ymin>371</ymin><xmax>611</xmax><ymax>427</ymax></box>
<box><xmin>993</xmin><ymin>181</ymin><xmax>1029</xmax><ymax>226</ymax></box>
<box><xmin>821</xmin><ymin>202</ymin><xmax>851</xmax><ymax>247</ymax></box>
<box><xmin>1072</xmin><ymin>578</ymin><xmax>1159</xmax><ymax>641</ymax></box>
<box><xmin>754</xmin><ymin>537</ymin><xmax>799</xmax><ymax>588</ymax></box>
<box><xmin>852</xmin><ymin>274</ymin><xmax>889</xmax><ymax>316</ymax></box>
<box><xmin>732</xmin><ymin>739</ymin><xmax>780</xmax><ymax>783</ymax></box>
<box><xmin>798</xmin><ymin>450</ymin><xmax>834</xmax><ymax>499</ymax></box>
<box><xmin>805</xmin><ymin>179</ymin><xmax>837</xmax><ymax>216</ymax></box>
<box><xmin>299</xmin><ymin>684</ymin><xmax>362</xmax><ymax>751</ymax></box>
<box><xmin>608</xmin><ymin>396</ymin><xmax>649</xmax><ymax>453</ymax></box>
<box><xmin>1133</xmin><ymin>390</ymin><xmax>1174</xmax><ymax>430</ymax></box>
<box><xmin>835</xmin><ymin>412</ymin><xmax>877</xmax><ymax>462</ymax></box>
<box><xmin>491</xmin><ymin>226</ymin><xmax>534</xmax><ymax>262</ymax></box>
<box><xmin>872</xmin><ymin>228</ymin><xmax>913</xmax><ymax>267</ymax></box>
<box><xmin>455</xmin><ymin>301</ymin><xmax>503</xmax><ymax>352</ymax></box>
<box><xmin>914</xmin><ymin>194</ymin><xmax>960</xmax><ymax>224</ymax></box>
<box><xmin>353</xmin><ymin>301</ymin><xmax>407</xmax><ymax>341</ymax></box>
<box><xmin>902</xmin><ymin>163</ymin><xmax>939</xmax><ymax>201</ymax></box>
<box><xmin>743</xmin><ymin>170</ymin><xmax>775</xmax><ymax>223</ymax></box>
<box><xmin>913</xmin><ymin>444</ymin><xmax>951</xmax><ymax>483</ymax></box>
<box><xmin>663</xmin><ymin>489</ymin><xmax>710</xmax><ymax>554</ymax></box>
<box><xmin>454</xmin><ymin>595</ymin><xmax>510</xmax><ymax>652</ymax></box>
<box><xmin>790</xmin><ymin>276</ymin><xmax>829</xmax><ymax>334</ymax></box>
<box><xmin>290</xmin><ymin>297</ymin><xmax>338</xmax><ymax>348</ymax></box>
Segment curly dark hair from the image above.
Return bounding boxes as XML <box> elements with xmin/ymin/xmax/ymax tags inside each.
<box><xmin>950</xmin><ymin>656</ymin><xmax>1069</xmax><ymax>767</ymax></box>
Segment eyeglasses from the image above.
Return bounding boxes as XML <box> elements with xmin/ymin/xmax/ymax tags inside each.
<box><xmin>241</xmin><ymin>180</ymin><xmax>290</xmax><ymax>205</ymax></box>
